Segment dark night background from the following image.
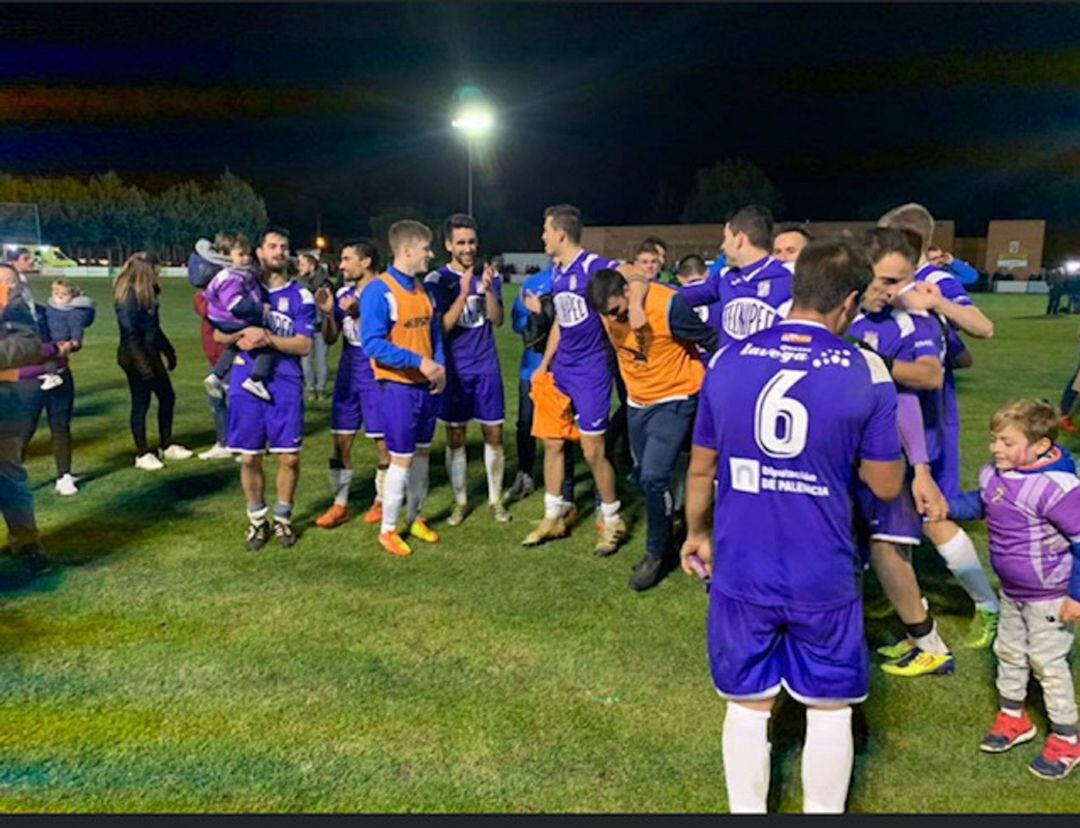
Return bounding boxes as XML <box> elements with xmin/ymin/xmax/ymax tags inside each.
<box><xmin>2</xmin><ymin>3</ymin><xmax>1079</xmax><ymax>250</ymax></box>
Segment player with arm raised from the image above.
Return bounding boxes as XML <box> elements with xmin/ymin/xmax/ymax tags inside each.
<box><xmin>680</xmin><ymin>237</ymin><xmax>904</xmax><ymax>813</ymax></box>
<box><xmin>425</xmin><ymin>214</ymin><xmax>510</xmax><ymax>527</ymax></box>
<box><xmin>880</xmin><ymin>203</ymin><xmax>1001</xmax><ymax>647</ymax></box>
<box><xmin>520</xmin><ymin>204</ymin><xmax>642</xmax><ymax>556</ymax></box>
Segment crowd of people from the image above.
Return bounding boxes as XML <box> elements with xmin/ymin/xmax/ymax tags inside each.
<box><xmin>2</xmin><ymin>199</ymin><xmax>1080</xmax><ymax>812</ymax></box>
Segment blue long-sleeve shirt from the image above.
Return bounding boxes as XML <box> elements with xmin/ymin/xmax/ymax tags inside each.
<box><xmin>512</xmin><ymin>264</ymin><xmax>553</xmax><ymax>381</ymax></box>
<box><xmin>359</xmin><ymin>266</ymin><xmax>444</xmax><ymax>381</ymax></box>
<box><xmin>946</xmin><ymin>258</ymin><xmax>980</xmax><ymax>286</ymax></box>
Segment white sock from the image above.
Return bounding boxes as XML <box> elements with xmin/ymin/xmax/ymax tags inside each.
<box><xmin>1001</xmin><ymin>707</ymin><xmax>1023</xmax><ymax>719</ymax></box>
<box><xmin>600</xmin><ymin>499</ymin><xmax>621</xmax><ymax>526</ymax></box>
<box><xmin>407</xmin><ymin>454</ymin><xmax>430</xmax><ymax>524</ymax></box>
<box><xmin>375</xmin><ymin>465</ymin><xmax>387</xmax><ymax>504</ymax></box>
<box><xmin>334</xmin><ymin>468</ymin><xmax>353</xmax><ymax>507</ymax></box>
<box><xmin>484</xmin><ymin>443</ymin><xmax>505</xmax><ymax>505</ymax></box>
<box><xmin>722</xmin><ymin>703</ymin><xmax>771</xmax><ymax>813</ymax></box>
<box><xmin>447</xmin><ymin>446</ymin><xmax>467</xmax><ymax>506</ymax></box>
<box><xmin>913</xmin><ymin>619</ymin><xmax>949</xmax><ymax>656</ymax></box>
<box><xmin>802</xmin><ymin>706</ymin><xmax>854</xmax><ymax>814</ymax></box>
<box><xmin>328</xmin><ymin>466</ymin><xmax>342</xmax><ymax>498</ymax></box>
<box><xmin>672</xmin><ymin>451</ymin><xmax>689</xmax><ymax>512</ymax></box>
<box><xmin>381</xmin><ymin>464</ymin><xmax>408</xmax><ymax>534</ymax></box>
<box><xmin>544</xmin><ymin>492</ymin><xmax>564</xmax><ymax>520</ymax></box>
<box><xmin>936</xmin><ymin>530</ymin><xmax>1000</xmax><ymax>612</ymax></box>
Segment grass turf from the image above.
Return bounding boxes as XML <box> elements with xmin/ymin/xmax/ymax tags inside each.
<box><xmin>2</xmin><ymin>283</ymin><xmax>1079</xmax><ymax>812</ymax></box>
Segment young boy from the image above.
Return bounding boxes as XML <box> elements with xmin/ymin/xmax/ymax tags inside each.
<box><xmin>201</xmin><ymin>233</ymin><xmax>275</xmax><ymax>402</ymax></box>
<box><xmin>40</xmin><ymin>279</ymin><xmax>95</xmax><ymax>390</ymax></box>
<box><xmin>945</xmin><ymin>399</ymin><xmax>1080</xmax><ymax>779</ymax></box>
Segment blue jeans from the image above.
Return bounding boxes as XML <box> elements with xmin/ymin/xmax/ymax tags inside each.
<box><xmin>0</xmin><ymin>434</ymin><xmax>38</xmax><ymax>549</ymax></box>
<box><xmin>302</xmin><ymin>331</ymin><xmax>329</xmax><ymax>393</ymax></box>
<box><xmin>628</xmin><ymin>397</ymin><xmax>697</xmax><ymax>559</ymax></box>
<box><xmin>208</xmin><ymin>382</ymin><xmax>229</xmax><ymax>445</ymax></box>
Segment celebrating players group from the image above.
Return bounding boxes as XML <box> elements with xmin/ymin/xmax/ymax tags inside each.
<box><xmin>8</xmin><ymin>195</ymin><xmax>1079</xmax><ymax>811</ymax></box>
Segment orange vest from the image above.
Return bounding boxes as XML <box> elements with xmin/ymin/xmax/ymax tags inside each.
<box><xmin>601</xmin><ymin>283</ymin><xmax>704</xmax><ymax>407</ymax></box>
<box><xmin>371</xmin><ymin>272</ymin><xmax>435</xmax><ymax>384</ymax></box>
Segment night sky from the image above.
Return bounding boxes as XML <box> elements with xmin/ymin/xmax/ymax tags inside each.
<box><xmin>3</xmin><ymin>3</ymin><xmax>1079</xmax><ymax>245</ymax></box>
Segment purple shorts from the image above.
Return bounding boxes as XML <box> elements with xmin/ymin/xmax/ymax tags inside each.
<box><xmin>226</xmin><ymin>377</ymin><xmax>304</xmax><ymax>454</ymax></box>
<box><xmin>552</xmin><ymin>360</ymin><xmax>612</xmax><ymax>436</ymax></box>
<box><xmin>437</xmin><ymin>371</ymin><xmax>505</xmax><ymax>426</ymax></box>
<box><xmin>380</xmin><ymin>380</ymin><xmax>437</xmax><ymax>457</ymax></box>
<box><xmin>855</xmin><ymin>480</ymin><xmax>922</xmax><ymax>547</ymax></box>
<box><xmin>708</xmin><ymin>591</ymin><xmax>869</xmax><ymax>705</ymax></box>
<box><xmin>331</xmin><ymin>368</ymin><xmax>383</xmax><ymax>439</ymax></box>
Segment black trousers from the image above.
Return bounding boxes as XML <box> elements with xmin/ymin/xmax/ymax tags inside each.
<box><xmin>15</xmin><ymin>374</ymin><xmax>75</xmax><ymax>477</ymax></box>
<box><xmin>121</xmin><ymin>367</ymin><xmax>175</xmax><ymax>455</ymax></box>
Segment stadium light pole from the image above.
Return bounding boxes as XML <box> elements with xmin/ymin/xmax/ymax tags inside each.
<box><xmin>451</xmin><ymin>103</ymin><xmax>495</xmax><ymax>217</ymax></box>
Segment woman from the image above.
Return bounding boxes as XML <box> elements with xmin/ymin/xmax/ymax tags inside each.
<box><xmin>113</xmin><ymin>252</ymin><xmax>192</xmax><ymax>470</ymax></box>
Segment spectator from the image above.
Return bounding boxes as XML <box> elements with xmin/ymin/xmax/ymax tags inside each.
<box><xmin>928</xmin><ymin>245</ymin><xmax>980</xmax><ymax>286</ymax></box>
<box><xmin>7</xmin><ymin>249</ymin><xmax>85</xmax><ymax>497</ymax></box>
<box><xmin>1047</xmin><ymin>268</ymin><xmax>1065</xmax><ymax>315</ymax></box>
<box><xmin>0</xmin><ymin>263</ymin><xmax>68</xmax><ymax>574</ymax></box>
<box><xmin>296</xmin><ymin>252</ymin><xmax>333</xmax><ymax>400</ymax></box>
<box><xmin>113</xmin><ymin>251</ymin><xmax>193</xmax><ymax>470</ymax></box>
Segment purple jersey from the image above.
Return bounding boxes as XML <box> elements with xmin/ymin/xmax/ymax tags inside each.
<box><xmin>333</xmin><ymin>283</ymin><xmax>376</xmax><ymax>385</ymax></box>
<box><xmin>204</xmin><ymin>267</ymin><xmax>262</xmax><ymax>328</ymax></box>
<box><xmin>551</xmin><ymin>249</ymin><xmax>621</xmax><ymax>374</ymax></box>
<box><xmin>977</xmin><ymin>448</ymin><xmax>1080</xmax><ymax>602</ymax></box>
<box><xmin>680</xmin><ymin>276</ymin><xmax>726</xmax><ymax>343</ymax></box>
<box><xmin>848</xmin><ymin>307</ymin><xmax>943</xmax><ymax>391</ymax></box>
<box><xmin>231</xmin><ymin>280</ymin><xmax>316</xmax><ymax>386</ymax></box>
<box><xmin>679</xmin><ymin>256</ymin><xmax>793</xmax><ymax>349</ymax></box>
<box><xmin>693</xmin><ymin>320</ymin><xmax>901</xmax><ymax>610</ymax></box>
<box><xmin>915</xmin><ymin>263</ymin><xmax>973</xmax><ymax>307</ymax></box>
<box><xmin>424</xmin><ymin>265</ymin><xmax>502</xmax><ymax>376</ymax></box>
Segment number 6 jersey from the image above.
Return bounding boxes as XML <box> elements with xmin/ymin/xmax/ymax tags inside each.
<box><xmin>692</xmin><ymin>319</ymin><xmax>901</xmax><ymax>610</ymax></box>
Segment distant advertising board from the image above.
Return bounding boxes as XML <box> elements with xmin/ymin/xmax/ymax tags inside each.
<box><xmin>996</xmin><ymin>240</ymin><xmax>1029</xmax><ymax>270</ymax></box>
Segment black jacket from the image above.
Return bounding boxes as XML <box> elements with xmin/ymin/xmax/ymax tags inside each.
<box><xmin>115</xmin><ymin>288</ymin><xmax>176</xmax><ymax>379</ymax></box>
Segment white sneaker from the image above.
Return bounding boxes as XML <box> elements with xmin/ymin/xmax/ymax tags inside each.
<box><xmin>198</xmin><ymin>443</ymin><xmax>233</xmax><ymax>460</ymax></box>
<box><xmin>203</xmin><ymin>373</ymin><xmax>225</xmax><ymax>400</ymax></box>
<box><xmin>135</xmin><ymin>452</ymin><xmax>165</xmax><ymax>471</ymax></box>
<box><xmin>54</xmin><ymin>474</ymin><xmax>78</xmax><ymax>496</ymax></box>
<box><xmin>162</xmin><ymin>444</ymin><xmax>193</xmax><ymax>461</ymax></box>
<box><xmin>242</xmin><ymin>377</ymin><xmax>272</xmax><ymax>402</ymax></box>
<box><xmin>40</xmin><ymin>373</ymin><xmax>64</xmax><ymax>391</ymax></box>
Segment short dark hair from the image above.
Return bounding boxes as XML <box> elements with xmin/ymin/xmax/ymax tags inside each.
<box><xmin>543</xmin><ymin>204</ymin><xmax>583</xmax><ymax>244</ymax></box>
<box><xmin>341</xmin><ymin>238</ymin><xmax>380</xmax><ymax>271</ymax></box>
<box><xmin>5</xmin><ymin>247</ymin><xmax>30</xmax><ymax>262</ymax></box>
<box><xmin>633</xmin><ymin>241</ymin><xmax>662</xmax><ymax>260</ymax></box>
<box><xmin>677</xmin><ymin>254</ymin><xmax>707</xmax><ymax>277</ymax></box>
<box><xmin>860</xmin><ymin>226</ymin><xmax>918</xmax><ymax>268</ymax></box>
<box><xmin>259</xmin><ymin>227</ymin><xmax>290</xmax><ymax>247</ymax></box>
<box><xmin>726</xmin><ymin>204</ymin><xmax>774</xmax><ymax>250</ymax></box>
<box><xmin>792</xmin><ymin>237</ymin><xmax>874</xmax><ymax>315</ymax></box>
<box><xmin>585</xmin><ymin>268</ymin><xmax>627</xmax><ymax>314</ymax></box>
<box><xmin>773</xmin><ymin>222</ymin><xmax>813</xmax><ymax>243</ymax></box>
<box><xmin>642</xmin><ymin>235</ymin><xmax>668</xmax><ymax>251</ymax></box>
<box><xmin>443</xmin><ymin>213</ymin><xmax>477</xmax><ymax>240</ymax></box>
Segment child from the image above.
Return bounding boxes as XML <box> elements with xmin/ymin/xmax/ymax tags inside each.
<box><xmin>946</xmin><ymin>398</ymin><xmax>1080</xmax><ymax>779</ymax></box>
<box><xmin>40</xmin><ymin>278</ymin><xmax>96</xmax><ymax>391</ymax></box>
<box><xmin>200</xmin><ymin>232</ymin><xmax>275</xmax><ymax>402</ymax></box>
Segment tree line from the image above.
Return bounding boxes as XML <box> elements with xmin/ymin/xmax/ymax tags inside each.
<box><xmin>0</xmin><ymin>170</ymin><xmax>269</xmax><ymax>265</ymax></box>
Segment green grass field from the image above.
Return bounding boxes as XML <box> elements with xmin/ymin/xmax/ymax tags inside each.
<box><xmin>3</xmin><ymin>282</ymin><xmax>1080</xmax><ymax>812</ymax></box>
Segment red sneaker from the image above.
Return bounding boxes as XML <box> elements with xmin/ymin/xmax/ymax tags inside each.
<box><xmin>1030</xmin><ymin>734</ymin><xmax>1080</xmax><ymax>780</ymax></box>
<box><xmin>980</xmin><ymin>710</ymin><xmax>1037</xmax><ymax>753</ymax></box>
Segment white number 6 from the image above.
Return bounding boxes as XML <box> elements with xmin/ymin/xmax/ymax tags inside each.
<box><xmin>754</xmin><ymin>369</ymin><xmax>809</xmax><ymax>459</ymax></box>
